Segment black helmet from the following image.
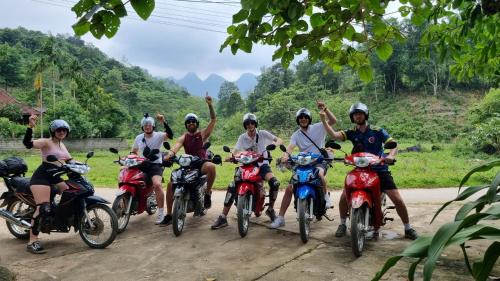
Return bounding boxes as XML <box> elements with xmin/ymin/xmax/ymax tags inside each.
<box><xmin>243</xmin><ymin>113</ymin><xmax>258</xmax><ymax>129</ymax></box>
<box><xmin>141</xmin><ymin>113</ymin><xmax>155</xmax><ymax>131</ymax></box>
<box><xmin>295</xmin><ymin>108</ymin><xmax>312</xmax><ymax>125</ymax></box>
<box><xmin>184</xmin><ymin>113</ymin><xmax>199</xmax><ymax>129</ymax></box>
<box><xmin>349</xmin><ymin>102</ymin><xmax>369</xmax><ymax>123</ymax></box>
<box><xmin>49</xmin><ymin>119</ymin><xmax>70</xmax><ymax>137</ymax></box>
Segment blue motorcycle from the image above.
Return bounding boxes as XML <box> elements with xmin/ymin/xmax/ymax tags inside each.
<box><xmin>280</xmin><ymin>145</ymin><xmax>334</xmax><ymax>243</ymax></box>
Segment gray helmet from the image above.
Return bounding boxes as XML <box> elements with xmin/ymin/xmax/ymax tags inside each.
<box><xmin>184</xmin><ymin>113</ymin><xmax>199</xmax><ymax>128</ymax></box>
<box><xmin>243</xmin><ymin>113</ymin><xmax>258</xmax><ymax>129</ymax></box>
<box><xmin>49</xmin><ymin>119</ymin><xmax>70</xmax><ymax>136</ymax></box>
<box><xmin>141</xmin><ymin>113</ymin><xmax>155</xmax><ymax>130</ymax></box>
<box><xmin>349</xmin><ymin>102</ymin><xmax>369</xmax><ymax>123</ymax></box>
<box><xmin>295</xmin><ymin>108</ymin><xmax>312</xmax><ymax>125</ymax></box>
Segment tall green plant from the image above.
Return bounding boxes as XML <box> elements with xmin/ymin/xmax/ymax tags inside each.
<box><xmin>373</xmin><ymin>160</ymin><xmax>500</xmax><ymax>281</ymax></box>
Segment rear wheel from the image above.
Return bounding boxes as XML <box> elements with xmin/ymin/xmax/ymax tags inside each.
<box><xmin>79</xmin><ymin>203</ymin><xmax>118</xmax><ymax>249</ymax></box>
<box><xmin>350</xmin><ymin>206</ymin><xmax>367</xmax><ymax>257</ymax></box>
<box><xmin>6</xmin><ymin>198</ymin><xmax>32</xmax><ymax>239</ymax></box>
<box><xmin>172</xmin><ymin>196</ymin><xmax>186</xmax><ymax>236</ymax></box>
<box><xmin>237</xmin><ymin>194</ymin><xmax>250</xmax><ymax>238</ymax></box>
<box><xmin>112</xmin><ymin>193</ymin><xmax>131</xmax><ymax>233</ymax></box>
<box><xmin>298</xmin><ymin>198</ymin><xmax>311</xmax><ymax>243</ymax></box>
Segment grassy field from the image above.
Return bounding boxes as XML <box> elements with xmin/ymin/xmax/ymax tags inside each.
<box><xmin>0</xmin><ymin>142</ymin><xmax>497</xmax><ymax>189</ymax></box>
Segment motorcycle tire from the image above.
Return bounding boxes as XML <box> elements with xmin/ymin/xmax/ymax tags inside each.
<box><xmin>172</xmin><ymin>197</ymin><xmax>186</xmax><ymax>236</ymax></box>
<box><xmin>112</xmin><ymin>193</ymin><xmax>131</xmax><ymax>233</ymax></box>
<box><xmin>6</xmin><ymin>198</ymin><xmax>31</xmax><ymax>239</ymax></box>
<box><xmin>351</xmin><ymin>206</ymin><xmax>367</xmax><ymax>257</ymax></box>
<box><xmin>298</xmin><ymin>198</ymin><xmax>311</xmax><ymax>243</ymax></box>
<box><xmin>237</xmin><ymin>194</ymin><xmax>250</xmax><ymax>238</ymax></box>
<box><xmin>79</xmin><ymin>203</ymin><xmax>118</xmax><ymax>249</ymax></box>
<box><xmin>146</xmin><ymin>192</ymin><xmax>157</xmax><ymax>215</ymax></box>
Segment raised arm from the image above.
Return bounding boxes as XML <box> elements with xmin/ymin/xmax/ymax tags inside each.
<box><xmin>201</xmin><ymin>93</ymin><xmax>216</xmax><ymax>140</ymax></box>
<box><xmin>156</xmin><ymin>113</ymin><xmax>173</xmax><ymax>140</ymax></box>
<box><xmin>317</xmin><ymin>101</ymin><xmax>337</xmax><ymax>126</ymax></box>
<box><xmin>320</xmin><ymin>110</ymin><xmax>344</xmax><ymax>141</ymax></box>
<box><xmin>23</xmin><ymin>115</ymin><xmax>47</xmax><ymax>149</ymax></box>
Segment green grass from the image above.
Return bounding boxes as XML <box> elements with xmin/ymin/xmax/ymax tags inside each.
<box><xmin>1</xmin><ymin>142</ymin><xmax>497</xmax><ymax>189</ymax></box>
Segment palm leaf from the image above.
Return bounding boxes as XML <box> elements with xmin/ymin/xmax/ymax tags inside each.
<box><xmin>371</xmin><ymin>256</ymin><xmax>403</xmax><ymax>281</ymax></box>
<box><xmin>459</xmin><ymin>159</ymin><xmax>500</xmax><ymax>192</ymax></box>
<box><xmin>472</xmin><ymin>241</ymin><xmax>500</xmax><ymax>281</ymax></box>
<box><xmin>431</xmin><ymin>185</ymin><xmax>489</xmax><ymax>223</ymax></box>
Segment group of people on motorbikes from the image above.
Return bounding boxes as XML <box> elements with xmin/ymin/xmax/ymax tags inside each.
<box><xmin>19</xmin><ymin>92</ymin><xmax>418</xmax><ymax>254</ymax></box>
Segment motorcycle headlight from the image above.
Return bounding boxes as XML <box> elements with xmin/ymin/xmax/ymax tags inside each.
<box><xmin>297</xmin><ymin>155</ymin><xmax>313</xmax><ymax>166</ymax></box>
<box><xmin>171</xmin><ymin>169</ymin><xmax>181</xmax><ymax>182</ymax></box>
<box><xmin>67</xmin><ymin>164</ymin><xmax>90</xmax><ymax>174</ymax></box>
<box><xmin>353</xmin><ymin>156</ymin><xmax>371</xmax><ymax>168</ymax></box>
<box><xmin>179</xmin><ymin>155</ymin><xmax>192</xmax><ymax>167</ymax></box>
<box><xmin>122</xmin><ymin>158</ymin><xmax>140</xmax><ymax>167</ymax></box>
<box><xmin>238</xmin><ymin>155</ymin><xmax>254</xmax><ymax>165</ymax></box>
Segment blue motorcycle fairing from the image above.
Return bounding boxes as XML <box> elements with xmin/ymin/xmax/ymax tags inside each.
<box><xmin>296</xmin><ymin>184</ymin><xmax>316</xmax><ymax>200</ymax></box>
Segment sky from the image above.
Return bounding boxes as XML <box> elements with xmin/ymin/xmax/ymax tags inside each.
<box><xmin>0</xmin><ymin>0</ymin><xmax>281</xmax><ymax>81</ymax></box>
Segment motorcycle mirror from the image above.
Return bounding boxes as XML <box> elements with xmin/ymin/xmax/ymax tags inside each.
<box><xmin>266</xmin><ymin>144</ymin><xmax>276</xmax><ymax>151</ymax></box>
<box><xmin>143</xmin><ymin>146</ymin><xmax>151</xmax><ymax>157</ymax></box>
<box><xmin>202</xmin><ymin>142</ymin><xmax>211</xmax><ymax>149</ymax></box>
<box><xmin>325</xmin><ymin>140</ymin><xmax>341</xmax><ymax>150</ymax></box>
<box><xmin>223</xmin><ymin>146</ymin><xmax>231</xmax><ymax>153</ymax></box>
<box><xmin>46</xmin><ymin>155</ymin><xmax>58</xmax><ymax>162</ymax></box>
<box><xmin>163</xmin><ymin>142</ymin><xmax>171</xmax><ymax>150</ymax></box>
<box><xmin>212</xmin><ymin>154</ymin><xmax>222</xmax><ymax>165</ymax></box>
<box><xmin>86</xmin><ymin>151</ymin><xmax>94</xmax><ymax>159</ymax></box>
<box><xmin>384</xmin><ymin>141</ymin><xmax>397</xmax><ymax>150</ymax></box>
<box><xmin>279</xmin><ymin>144</ymin><xmax>287</xmax><ymax>152</ymax></box>
<box><xmin>109</xmin><ymin>148</ymin><xmax>118</xmax><ymax>154</ymax></box>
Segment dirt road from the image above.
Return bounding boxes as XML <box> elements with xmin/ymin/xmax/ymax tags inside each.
<box><xmin>0</xmin><ymin>187</ymin><xmax>497</xmax><ymax>281</ymax></box>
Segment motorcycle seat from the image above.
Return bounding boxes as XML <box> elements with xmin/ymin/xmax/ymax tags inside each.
<box><xmin>11</xmin><ymin>177</ymin><xmax>31</xmax><ymax>193</ymax></box>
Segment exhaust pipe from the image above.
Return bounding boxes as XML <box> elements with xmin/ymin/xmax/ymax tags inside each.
<box><xmin>0</xmin><ymin>209</ymin><xmax>32</xmax><ymax>229</ymax></box>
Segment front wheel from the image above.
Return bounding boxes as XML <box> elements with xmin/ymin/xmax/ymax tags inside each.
<box><xmin>298</xmin><ymin>198</ymin><xmax>311</xmax><ymax>243</ymax></box>
<box><xmin>6</xmin><ymin>198</ymin><xmax>32</xmax><ymax>239</ymax></box>
<box><xmin>237</xmin><ymin>194</ymin><xmax>251</xmax><ymax>238</ymax></box>
<box><xmin>79</xmin><ymin>203</ymin><xmax>118</xmax><ymax>249</ymax></box>
<box><xmin>350</xmin><ymin>206</ymin><xmax>367</xmax><ymax>257</ymax></box>
<box><xmin>146</xmin><ymin>192</ymin><xmax>157</xmax><ymax>215</ymax></box>
<box><xmin>112</xmin><ymin>193</ymin><xmax>131</xmax><ymax>233</ymax></box>
<box><xmin>172</xmin><ymin>197</ymin><xmax>186</xmax><ymax>236</ymax></box>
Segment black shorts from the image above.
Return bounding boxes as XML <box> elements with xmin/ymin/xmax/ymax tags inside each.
<box><xmin>258</xmin><ymin>164</ymin><xmax>273</xmax><ymax>179</ymax></box>
<box><xmin>377</xmin><ymin>171</ymin><xmax>397</xmax><ymax>191</ymax></box>
<box><xmin>140</xmin><ymin>163</ymin><xmax>164</xmax><ymax>183</ymax></box>
<box><xmin>30</xmin><ymin>162</ymin><xmax>64</xmax><ymax>186</ymax></box>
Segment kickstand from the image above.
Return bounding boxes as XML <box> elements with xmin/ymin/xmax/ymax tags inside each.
<box><xmin>323</xmin><ymin>213</ymin><xmax>335</xmax><ymax>221</ymax></box>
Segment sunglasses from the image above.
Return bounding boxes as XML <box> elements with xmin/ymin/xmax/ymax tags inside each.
<box><xmin>298</xmin><ymin>114</ymin><xmax>310</xmax><ymax>120</ymax></box>
<box><xmin>55</xmin><ymin>128</ymin><xmax>68</xmax><ymax>133</ymax></box>
<box><xmin>244</xmin><ymin>121</ymin><xmax>257</xmax><ymax>126</ymax></box>
<box><xmin>186</xmin><ymin>120</ymin><xmax>197</xmax><ymax>124</ymax></box>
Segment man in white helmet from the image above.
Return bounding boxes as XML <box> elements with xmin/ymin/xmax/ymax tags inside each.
<box><xmin>132</xmin><ymin>113</ymin><xmax>174</xmax><ymax>225</ymax></box>
<box><xmin>162</xmin><ymin>93</ymin><xmax>217</xmax><ymax>225</ymax></box>
<box><xmin>211</xmin><ymin>113</ymin><xmax>283</xmax><ymax>229</ymax></box>
<box><xmin>270</xmin><ymin>101</ymin><xmax>337</xmax><ymax>229</ymax></box>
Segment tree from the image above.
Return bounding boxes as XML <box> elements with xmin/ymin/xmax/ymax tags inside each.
<box><xmin>72</xmin><ymin>0</ymin><xmax>499</xmax><ymax>85</ymax></box>
<box><xmin>0</xmin><ymin>43</ymin><xmax>24</xmax><ymax>90</ymax></box>
<box><xmin>217</xmin><ymin>81</ymin><xmax>240</xmax><ymax>117</ymax></box>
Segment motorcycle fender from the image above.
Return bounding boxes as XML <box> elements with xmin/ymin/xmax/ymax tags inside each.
<box><xmin>84</xmin><ymin>195</ymin><xmax>110</xmax><ymax>205</ymax></box>
<box><xmin>237</xmin><ymin>182</ymin><xmax>254</xmax><ymax>196</ymax></box>
<box><xmin>351</xmin><ymin>190</ymin><xmax>371</xmax><ymax>209</ymax></box>
<box><xmin>296</xmin><ymin>185</ymin><xmax>315</xmax><ymax>200</ymax></box>
<box><xmin>118</xmin><ymin>185</ymin><xmax>136</xmax><ymax>197</ymax></box>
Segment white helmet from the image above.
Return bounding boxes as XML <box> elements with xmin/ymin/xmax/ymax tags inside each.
<box><xmin>295</xmin><ymin>108</ymin><xmax>312</xmax><ymax>125</ymax></box>
<box><xmin>141</xmin><ymin>113</ymin><xmax>155</xmax><ymax>129</ymax></box>
<box><xmin>49</xmin><ymin>119</ymin><xmax>70</xmax><ymax>136</ymax></box>
<box><xmin>243</xmin><ymin>113</ymin><xmax>258</xmax><ymax>129</ymax></box>
<box><xmin>184</xmin><ymin>113</ymin><xmax>199</xmax><ymax>128</ymax></box>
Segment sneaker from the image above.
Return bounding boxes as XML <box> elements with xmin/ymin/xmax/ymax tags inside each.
<box><xmin>27</xmin><ymin>241</ymin><xmax>46</xmax><ymax>254</ymax></box>
<box><xmin>335</xmin><ymin>224</ymin><xmax>347</xmax><ymax>237</ymax></box>
<box><xmin>265</xmin><ymin>208</ymin><xmax>276</xmax><ymax>222</ymax></box>
<box><xmin>405</xmin><ymin>228</ymin><xmax>419</xmax><ymax>240</ymax></box>
<box><xmin>211</xmin><ymin>215</ymin><xmax>228</xmax><ymax>230</ymax></box>
<box><xmin>155</xmin><ymin>212</ymin><xmax>165</xmax><ymax>225</ymax></box>
<box><xmin>204</xmin><ymin>193</ymin><xmax>212</xmax><ymax>209</ymax></box>
<box><xmin>269</xmin><ymin>215</ymin><xmax>285</xmax><ymax>229</ymax></box>
<box><xmin>158</xmin><ymin>214</ymin><xmax>172</xmax><ymax>227</ymax></box>
<box><xmin>325</xmin><ymin>192</ymin><xmax>332</xmax><ymax>209</ymax></box>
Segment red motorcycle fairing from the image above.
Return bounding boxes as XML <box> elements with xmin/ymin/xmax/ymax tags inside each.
<box><xmin>345</xmin><ymin>169</ymin><xmax>383</xmax><ymax>229</ymax></box>
<box><xmin>118</xmin><ymin>184</ymin><xmax>137</xmax><ymax>197</ymax></box>
<box><xmin>239</xmin><ymin>165</ymin><xmax>262</xmax><ymax>183</ymax></box>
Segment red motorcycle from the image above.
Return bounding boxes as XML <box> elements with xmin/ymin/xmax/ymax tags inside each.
<box><xmin>223</xmin><ymin>144</ymin><xmax>275</xmax><ymax>237</ymax></box>
<box><xmin>109</xmin><ymin>148</ymin><xmax>159</xmax><ymax>233</ymax></box>
<box><xmin>335</xmin><ymin>142</ymin><xmax>397</xmax><ymax>257</ymax></box>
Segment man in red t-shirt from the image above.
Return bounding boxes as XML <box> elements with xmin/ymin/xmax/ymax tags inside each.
<box><xmin>161</xmin><ymin>93</ymin><xmax>217</xmax><ymax>225</ymax></box>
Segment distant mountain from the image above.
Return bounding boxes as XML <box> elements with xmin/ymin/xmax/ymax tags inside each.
<box><xmin>175</xmin><ymin>73</ymin><xmax>257</xmax><ymax>97</ymax></box>
<box><xmin>235</xmin><ymin>73</ymin><xmax>258</xmax><ymax>98</ymax></box>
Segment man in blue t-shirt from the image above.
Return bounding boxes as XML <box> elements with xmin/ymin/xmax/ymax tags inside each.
<box><xmin>320</xmin><ymin>102</ymin><xmax>418</xmax><ymax>240</ymax></box>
